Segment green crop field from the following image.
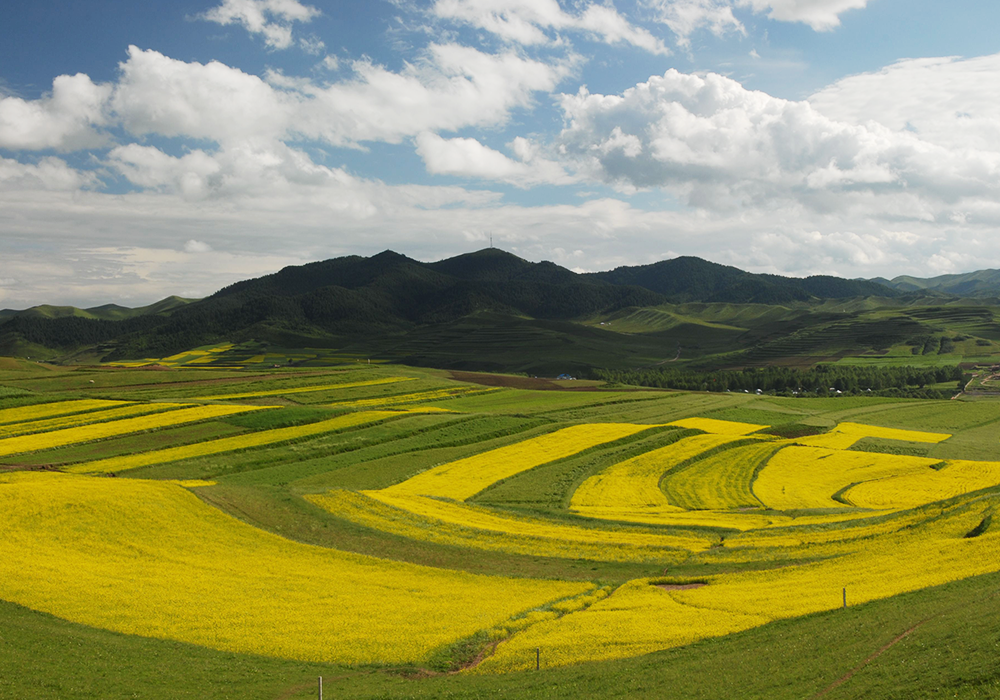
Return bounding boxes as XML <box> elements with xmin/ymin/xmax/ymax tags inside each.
<box><xmin>2</xmin><ymin>357</ymin><xmax>1000</xmax><ymax>698</ymax></box>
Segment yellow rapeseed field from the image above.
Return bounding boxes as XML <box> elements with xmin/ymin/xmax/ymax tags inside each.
<box><xmin>477</xmin><ymin>578</ymin><xmax>768</xmax><ymax>672</ymax></box>
<box><xmin>844</xmin><ymin>459</ymin><xmax>1000</xmax><ymax>509</ymax></box>
<box><xmin>570</xmin><ymin>433</ymin><xmax>750</xmax><ymax>516</ymax></box>
<box><xmin>308</xmin><ymin>489</ymin><xmax>714</xmax><ymax>562</ymax></box>
<box><xmin>0</xmin><ymin>402</ymin><xmax>192</xmax><ymax>439</ymax></box>
<box><xmin>0</xmin><ymin>399</ymin><xmax>129</xmax><ymax>426</ymax></box>
<box><xmin>481</xmin><ymin>497</ymin><xmax>1000</xmax><ymax>671</ymax></box>
<box><xmin>67</xmin><ymin>410</ymin><xmax>400</xmax><ymax>474</ymax></box>
<box><xmin>796</xmin><ymin>422</ymin><xmax>951</xmax><ymax>450</ymax></box>
<box><xmin>379</xmin><ymin>423</ymin><xmax>654</xmax><ymax>501</ymax></box>
<box><xmin>0</xmin><ymin>472</ymin><xmax>590</xmax><ymax>664</ymax></box>
<box><xmin>0</xmin><ymin>404</ymin><xmax>269</xmax><ymax>459</ymax></box>
<box><xmin>753</xmin><ymin>446</ymin><xmax>941</xmax><ymax>510</ymax></box>
<box><xmin>203</xmin><ymin>377</ymin><xmax>414</xmax><ymax>400</ymax></box>
<box><xmin>667</xmin><ymin>417</ymin><xmax>767</xmax><ymax>435</ymax></box>
<box><xmin>326</xmin><ymin>386</ymin><xmax>492</xmax><ymax>408</ymax></box>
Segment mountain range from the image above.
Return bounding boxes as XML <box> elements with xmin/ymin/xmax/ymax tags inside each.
<box><xmin>4</xmin><ymin>249</ymin><xmax>1000</xmax><ymax>373</ymax></box>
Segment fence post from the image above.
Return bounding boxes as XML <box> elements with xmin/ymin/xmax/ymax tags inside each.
<box><xmin>843</xmin><ymin>587</ymin><xmax>847</xmax><ymax>609</ymax></box>
<box><xmin>536</xmin><ymin>647</ymin><xmax>540</xmax><ymax>670</ymax></box>
<box><xmin>318</xmin><ymin>676</ymin><xmax>323</xmax><ymax>700</ymax></box>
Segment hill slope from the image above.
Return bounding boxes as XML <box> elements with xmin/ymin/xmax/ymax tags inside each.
<box><xmin>590</xmin><ymin>256</ymin><xmax>895</xmax><ymax>303</ymax></box>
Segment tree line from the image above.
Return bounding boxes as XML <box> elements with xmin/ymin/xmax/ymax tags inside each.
<box><xmin>591</xmin><ymin>364</ymin><xmax>966</xmax><ymax>399</ymax></box>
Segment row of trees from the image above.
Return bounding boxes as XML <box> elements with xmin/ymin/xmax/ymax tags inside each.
<box><xmin>592</xmin><ymin>364</ymin><xmax>966</xmax><ymax>399</ymax></box>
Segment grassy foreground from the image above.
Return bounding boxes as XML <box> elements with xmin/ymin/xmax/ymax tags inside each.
<box><xmin>1</xmin><ymin>569</ymin><xmax>998</xmax><ymax>699</ymax></box>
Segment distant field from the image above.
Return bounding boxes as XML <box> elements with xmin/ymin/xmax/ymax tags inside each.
<box><xmin>1</xmin><ymin>357</ymin><xmax>1000</xmax><ymax>697</ymax></box>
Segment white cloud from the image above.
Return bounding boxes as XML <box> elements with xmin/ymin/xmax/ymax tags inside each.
<box><xmin>810</xmin><ymin>53</ymin><xmax>1000</xmax><ymax>152</ymax></box>
<box><xmin>291</xmin><ymin>43</ymin><xmax>574</xmax><ymax>146</ymax></box>
<box><xmin>415</xmin><ymin>132</ymin><xmax>575</xmax><ymax>186</ymax></box>
<box><xmin>183</xmin><ymin>239</ymin><xmax>213</xmax><ymax>253</ymax></box>
<box><xmin>551</xmin><ymin>68</ymin><xmax>1000</xmax><ymax>219</ymax></box>
<box><xmin>111</xmin><ymin>46</ymin><xmax>293</xmax><ymax>144</ymax></box>
<box><xmin>201</xmin><ymin>0</ymin><xmax>320</xmax><ymax>50</ymax></box>
<box><xmin>0</xmin><ymin>155</ymin><xmax>97</xmax><ymax>191</ymax></box>
<box><xmin>109</xmin><ymin>45</ymin><xmax>569</xmax><ymax>149</ymax></box>
<box><xmin>432</xmin><ymin>0</ymin><xmax>670</xmax><ymax>55</ymax></box>
<box><xmin>737</xmin><ymin>0</ymin><xmax>868</xmax><ymax>31</ymax></box>
<box><xmin>0</xmin><ymin>74</ymin><xmax>111</xmax><ymax>151</ymax></box>
<box><xmin>641</xmin><ymin>0</ymin><xmax>866</xmax><ymax>45</ymax></box>
<box><xmin>299</xmin><ymin>36</ymin><xmax>326</xmax><ymax>55</ymax></box>
<box><xmin>641</xmin><ymin>0</ymin><xmax>744</xmax><ymax>48</ymax></box>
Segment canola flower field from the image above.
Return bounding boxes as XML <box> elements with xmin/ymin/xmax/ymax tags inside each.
<box><xmin>3</xmin><ymin>354</ymin><xmax>1000</xmax><ymax>694</ymax></box>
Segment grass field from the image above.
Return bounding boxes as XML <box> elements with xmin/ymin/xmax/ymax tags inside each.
<box><xmin>2</xmin><ymin>357</ymin><xmax>1000</xmax><ymax>698</ymax></box>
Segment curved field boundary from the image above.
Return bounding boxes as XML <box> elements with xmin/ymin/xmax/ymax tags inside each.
<box><xmin>0</xmin><ymin>399</ymin><xmax>129</xmax><ymax>427</ymax></box>
<box><xmin>200</xmin><ymin>377</ymin><xmax>415</xmax><ymax>401</ymax></box>
<box><xmin>0</xmin><ymin>472</ymin><xmax>590</xmax><ymax>665</ymax></box>
<box><xmin>308</xmin><ymin>489</ymin><xmax>715</xmax><ymax>562</ymax></box>
<box><xmin>379</xmin><ymin>423</ymin><xmax>658</xmax><ymax>502</ymax></box>
<box><xmin>0</xmin><ymin>402</ymin><xmax>192</xmax><ymax>439</ymax></box>
<box><xmin>65</xmin><ymin>410</ymin><xmax>402</xmax><ymax>474</ymax></box>
<box><xmin>0</xmin><ymin>404</ymin><xmax>268</xmax><ymax>459</ymax></box>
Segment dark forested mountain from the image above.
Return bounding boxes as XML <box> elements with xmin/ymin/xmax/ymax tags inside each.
<box><xmin>588</xmin><ymin>256</ymin><xmax>895</xmax><ymax>303</ymax></box>
<box><xmin>0</xmin><ymin>249</ymin><xmax>907</xmax><ymax>362</ymax></box>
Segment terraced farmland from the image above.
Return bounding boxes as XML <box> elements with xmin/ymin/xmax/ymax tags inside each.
<box><xmin>2</xmin><ymin>357</ymin><xmax>1000</xmax><ymax>698</ymax></box>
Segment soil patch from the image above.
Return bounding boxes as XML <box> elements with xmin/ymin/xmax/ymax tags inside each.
<box><xmin>656</xmin><ymin>583</ymin><xmax>707</xmax><ymax>591</ymax></box>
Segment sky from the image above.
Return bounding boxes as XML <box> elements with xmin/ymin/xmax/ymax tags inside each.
<box><xmin>4</xmin><ymin>0</ymin><xmax>1000</xmax><ymax>308</ymax></box>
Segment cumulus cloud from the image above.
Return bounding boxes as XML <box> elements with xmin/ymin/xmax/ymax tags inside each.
<box><xmin>641</xmin><ymin>0</ymin><xmax>744</xmax><ymax>48</ymax></box>
<box><xmin>201</xmin><ymin>0</ymin><xmax>320</xmax><ymax>50</ymax></box>
<box><xmin>0</xmin><ymin>155</ymin><xmax>97</xmax><ymax>191</ymax></box>
<box><xmin>0</xmin><ymin>74</ymin><xmax>111</xmax><ymax>151</ymax></box>
<box><xmin>641</xmin><ymin>0</ymin><xmax>867</xmax><ymax>45</ymax></box>
<box><xmin>739</xmin><ymin>0</ymin><xmax>868</xmax><ymax>31</ymax></box>
<box><xmin>810</xmin><ymin>53</ymin><xmax>1000</xmax><ymax>152</ymax></box>
<box><xmin>550</xmin><ymin>68</ymin><xmax>1000</xmax><ymax>218</ymax></box>
<box><xmin>432</xmin><ymin>0</ymin><xmax>670</xmax><ymax>55</ymax></box>
<box><xmin>415</xmin><ymin>132</ymin><xmax>575</xmax><ymax>186</ymax></box>
<box><xmin>109</xmin><ymin>45</ymin><xmax>569</xmax><ymax>149</ymax></box>
<box><xmin>111</xmin><ymin>46</ymin><xmax>292</xmax><ymax>144</ymax></box>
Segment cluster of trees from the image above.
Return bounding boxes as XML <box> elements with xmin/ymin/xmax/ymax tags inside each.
<box><xmin>592</xmin><ymin>364</ymin><xmax>966</xmax><ymax>399</ymax></box>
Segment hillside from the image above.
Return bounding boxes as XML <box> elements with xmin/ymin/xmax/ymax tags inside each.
<box><xmin>589</xmin><ymin>256</ymin><xmax>894</xmax><ymax>303</ymax></box>
<box><xmin>0</xmin><ymin>296</ymin><xmax>195</xmax><ymax>324</ymax></box>
<box><xmin>874</xmin><ymin>269</ymin><xmax>1000</xmax><ymax>297</ymax></box>
<box><xmin>8</xmin><ymin>249</ymin><xmax>1000</xmax><ymax>373</ymax></box>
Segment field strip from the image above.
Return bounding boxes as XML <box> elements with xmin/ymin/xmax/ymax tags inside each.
<box><xmin>0</xmin><ymin>399</ymin><xmax>130</xmax><ymax>426</ymax></box>
<box><xmin>65</xmin><ymin>410</ymin><xmax>402</xmax><ymax>474</ymax></box>
<box><xmin>0</xmin><ymin>402</ymin><xmax>194</xmax><ymax>439</ymax></box>
<box><xmin>378</xmin><ymin>423</ymin><xmax>658</xmax><ymax>502</ymax></box>
<box><xmin>661</xmin><ymin>441</ymin><xmax>781</xmax><ymax>510</ymax></box>
<box><xmin>478</xmin><ymin>500</ymin><xmax>1000</xmax><ymax>672</ymax></box>
<box><xmin>201</xmin><ymin>377</ymin><xmax>415</xmax><ymax>400</ymax></box>
<box><xmin>570</xmin><ymin>433</ymin><xmax>751</xmax><ymax>513</ymax></box>
<box><xmin>667</xmin><ymin>417</ymin><xmax>768</xmax><ymax>435</ymax></box>
<box><xmin>565</xmin><ymin>506</ymin><xmax>885</xmax><ymax>531</ymax></box>
<box><xmin>308</xmin><ymin>489</ymin><xmax>716</xmax><ymax>561</ymax></box>
<box><xmin>0</xmin><ymin>404</ymin><xmax>270</xmax><ymax>459</ymax></box>
<box><xmin>0</xmin><ymin>472</ymin><xmax>590</xmax><ymax>665</ymax></box>
<box><xmin>843</xmin><ymin>459</ymin><xmax>1000</xmax><ymax>509</ymax></box>
<box><xmin>797</xmin><ymin>422</ymin><xmax>951</xmax><ymax>450</ymax></box>
<box><xmin>753</xmin><ymin>446</ymin><xmax>942</xmax><ymax>510</ymax></box>
<box><xmin>325</xmin><ymin>386</ymin><xmax>497</xmax><ymax>408</ymax></box>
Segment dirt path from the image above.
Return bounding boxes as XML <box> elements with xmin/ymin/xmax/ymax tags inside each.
<box><xmin>811</xmin><ymin>619</ymin><xmax>930</xmax><ymax>699</ymax></box>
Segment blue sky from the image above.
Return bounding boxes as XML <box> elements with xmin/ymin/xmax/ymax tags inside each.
<box><xmin>3</xmin><ymin>0</ymin><xmax>1000</xmax><ymax>307</ymax></box>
